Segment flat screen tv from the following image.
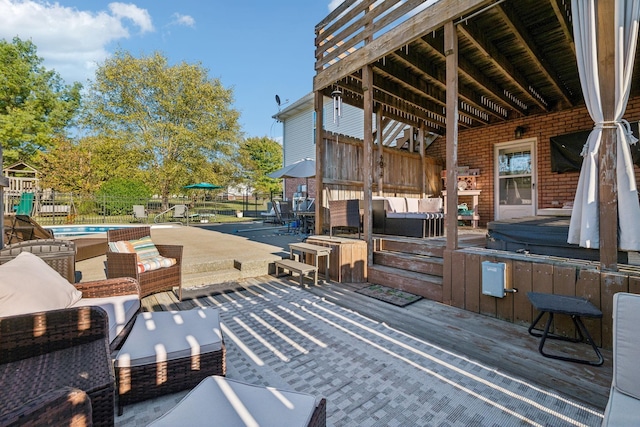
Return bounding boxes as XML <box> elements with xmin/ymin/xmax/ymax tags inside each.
<box><xmin>550</xmin><ymin>122</ymin><xmax>640</xmax><ymax>173</ymax></box>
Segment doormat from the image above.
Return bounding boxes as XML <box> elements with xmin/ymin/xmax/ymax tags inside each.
<box><xmin>355</xmin><ymin>284</ymin><xmax>422</xmax><ymax>307</ymax></box>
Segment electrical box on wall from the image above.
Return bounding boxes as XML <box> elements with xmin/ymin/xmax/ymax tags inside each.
<box><xmin>481</xmin><ymin>261</ymin><xmax>508</xmax><ymax>298</ymax></box>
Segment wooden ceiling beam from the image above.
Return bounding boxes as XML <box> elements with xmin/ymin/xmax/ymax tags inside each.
<box><xmin>549</xmin><ymin>0</ymin><xmax>575</xmax><ymax>55</ymax></box>
<box><xmin>457</xmin><ymin>19</ymin><xmax>550</xmax><ymax>111</ymax></box>
<box><xmin>496</xmin><ymin>2</ymin><xmax>573</xmax><ymax>107</ymax></box>
<box><xmin>374</xmin><ymin>61</ymin><xmax>490</xmax><ymax>125</ymax></box>
<box><xmin>416</xmin><ymin>36</ymin><xmax>524</xmax><ymax>117</ymax></box>
<box><xmin>391</xmin><ymin>49</ymin><xmax>505</xmax><ymax>122</ymax></box>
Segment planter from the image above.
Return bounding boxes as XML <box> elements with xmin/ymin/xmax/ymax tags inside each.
<box><xmin>236</xmin><ymin>211</ymin><xmax>243</xmax><ymax>218</ymax></box>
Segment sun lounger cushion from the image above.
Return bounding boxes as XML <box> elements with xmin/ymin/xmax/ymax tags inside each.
<box><xmin>0</xmin><ymin>252</ymin><xmax>82</xmax><ymax>316</ymax></box>
<box><xmin>71</xmin><ymin>294</ymin><xmax>141</xmax><ymax>344</ymax></box>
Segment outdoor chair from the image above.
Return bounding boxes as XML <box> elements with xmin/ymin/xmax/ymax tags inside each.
<box><xmin>0</xmin><ymin>386</ymin><xmax>92</xmax><ymax>427</ymax></box>
<box><xmin>329</xmin><ymin>199</ymin><xmax>362</xmax><ymax>238</ymax></box>
<box><xmin>3</xmin><ymin>213</ymin><xmax>54</xmax><ymax>245</ymax></box>
<box><xmin>0</xmin><ymin>248</ymin><xmax>141</xmax><ymax>352</ymax></box>
<box><xmin>106</xmin><ymin>226</ymin><xmax>183</xmax><ymax>300</ymax></box>
<box><xmin>602</xmin><ymin>292</ymin><xmax>640</xmax><ymax>426</ymax></box>
<box><xmin>0</xmin><ymin>306</ymin><xmax>115</xmax><ymax>427</ymax></box>
<box><xmin>132</xmin><ymin>204</ymin><xmax>148</xmax><ymax>222</ymax></box>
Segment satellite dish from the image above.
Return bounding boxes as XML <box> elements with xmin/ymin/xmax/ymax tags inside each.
<box><xmin>275</xmin><ymin>94</ymin><xmax>281</xmax><ymax>106</ymax></box>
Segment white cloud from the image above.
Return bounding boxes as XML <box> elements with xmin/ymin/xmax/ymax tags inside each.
<box><xmin>328</xmin><ymin>0</ymin><xmax>344</xmax><ymax>12</ymax></box>
<box><xmin>108</xmin><ymin>2</ymin><xmax>154</xmax><ymax>33</ymax></box>
<box><xmin>0</xmin><ymin>0</ymin><xmax>154</xmax><ymax>84</ymax></box>
<box><xmin>170</xmin><ymin>13</ymin><xmax>195</xmax><ymax>28</ymax></box>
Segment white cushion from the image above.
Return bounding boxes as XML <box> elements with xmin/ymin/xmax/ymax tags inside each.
<box><xmin>384</xmin><ymin>197</ymin><xmax>407</xmax><ymax>213</ymax></box>
<box><xmin>149</xmin><ymin>376</ymin><xmax>319</xmax><ymax>427</ymax></box>
<box><xmin>405</xmin><ymin>198</ymin><xmax>420</xmax><ymax>212</ymax></box>
<box><xmin>0</xmin><ymin>251</ymin><xmax>82</xmax><ymax>317</ymax></box>
<box><xmin>115</xmin><ymin>307</ymin><xmax>222</xmax><ymax>368</ymax></box>
<box><xmin>71</xmin><ymin>294</ymin><xmax>140</xmax><ymax>344</ymax></box>
<box><xmin>602</xmin><ymin>386</ymin><xmax>640</xmax><ymax>426</ymax></box>
<box><xmin>419</xmin><ymin>197</ymin><xmax>443</xmax><ymax>213</ymax></box>
<box><xmin>612</xmin><ymin>293</ymin><xmax>640</xmax><ymax>400</ymax></box>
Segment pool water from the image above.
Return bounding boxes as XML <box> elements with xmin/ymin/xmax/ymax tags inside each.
<box><xmin>46</xmin><ymin>225</ymin><xmax>131</xmax><ymax>237</ymax></box>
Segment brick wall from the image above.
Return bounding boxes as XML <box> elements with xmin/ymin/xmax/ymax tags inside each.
<box><xmin>426</xmin><ymin>96</ymin><xmax>640</xmax><ymax>225</ymax></box>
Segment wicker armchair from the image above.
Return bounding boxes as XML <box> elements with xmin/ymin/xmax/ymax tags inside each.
<box><xmin>0</xmin><ymin>306</ymin><xmax>115</xmax><ymax>427</ymax></box>
<box><xmin>106</xmin><ymin>227</ymin><xmax>183</xmax><ymax>300</ymax></box>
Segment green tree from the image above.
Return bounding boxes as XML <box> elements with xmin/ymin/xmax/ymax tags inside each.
<box><xmin>39</xmin><ymin>135</ymin><xmax>147</xmax><ymax>195</ymax></box>
<box><xmin>237</xmin><ymin>136</ymin><xmax>283</xmax><ymax>195</ymax></box>
<box><xmin>81</xmin><ymin>50</ymin><xmax>241</xmax><ymax>208</ymax></box>
<box><xmin>0</xmin><ymin>37</ymin><xmax>81</xmax><ymax>165</ymax></box>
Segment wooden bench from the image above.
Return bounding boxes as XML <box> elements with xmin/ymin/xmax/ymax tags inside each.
<box><xmin>274</xmin><ymin>259</ymin><xmax>318</xmax><ymax>286</ymax></box>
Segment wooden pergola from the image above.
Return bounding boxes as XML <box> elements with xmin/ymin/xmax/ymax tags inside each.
<box><xmin>313</xmin><ymin>0</ymin><xmax>640</xmax><ymax>270</ymax></box>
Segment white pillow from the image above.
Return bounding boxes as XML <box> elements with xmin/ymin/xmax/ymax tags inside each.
<box><xmin>0</xmin><ymin>251</ymin><xmax>83</xmax><ymax>317</ymax></box>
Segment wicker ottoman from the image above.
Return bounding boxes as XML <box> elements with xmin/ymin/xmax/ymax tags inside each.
<box><xmin>148</xmin><ymin>376</ymin><xmax>326</xmax><ymax>427</ymax></box>
<box><xmin>114</xmin><ymin>308</ymin><xmax>226</xmax><ymax>414</ymax></box>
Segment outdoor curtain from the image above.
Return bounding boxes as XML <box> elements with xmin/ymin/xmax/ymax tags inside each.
<box><xmin>568</xmin><ymin>0</ymin><xmax>640</xmax><ymax>250</ymax></box>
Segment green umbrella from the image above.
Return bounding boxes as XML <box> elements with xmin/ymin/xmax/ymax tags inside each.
<box><xmin>184</xmin><ymin>182</ymin><xmax>223</xmax><ymax>189</ymax></box>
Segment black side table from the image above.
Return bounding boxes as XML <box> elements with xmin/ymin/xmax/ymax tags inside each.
<box><xmin>527</xmin><ymin>292</ymin><xmax>604</xmax><ymax>366</ymax></box>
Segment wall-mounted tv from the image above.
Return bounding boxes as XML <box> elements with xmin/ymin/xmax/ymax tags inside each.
<box><xmin>550</xmin><ymin>122</ymin><xmax>640</xmax><ymax>173</ymax></box>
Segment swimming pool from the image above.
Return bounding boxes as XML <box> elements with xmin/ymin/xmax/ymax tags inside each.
<box><xmin>47</xmin><ymin>224</ymin><xmax>178</xmax><ymax>237</ymax></box>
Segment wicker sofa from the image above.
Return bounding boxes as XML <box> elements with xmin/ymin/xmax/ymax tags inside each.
<box><xmin>372</xmin><ymin>196</ymin><xmax>444</xmax><ymax>238</ymax></box>
<box><xmin>0</xmin><ymin>306</ymin><xmax>115</xmax><ymax>427</ymax></box>
<box><xmin>106</xmin><ymin>227</ymin><xmax>183</xmax><ymax>300</ymax></box>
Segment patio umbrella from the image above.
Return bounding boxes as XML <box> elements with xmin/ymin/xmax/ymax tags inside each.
<box><xmin>184</xmin><ymin>182</ymin><xmax>223</xmax><ymax>190</ymax></box>
<box><xmin>268</xmin><ymin>158</ymin><xmax>316</xmax><ymax>211</ymax></box>
<box><xmin>267</xmin><ymin>158</ymin><xmax>316</xmax><ymax>179</ymax></box>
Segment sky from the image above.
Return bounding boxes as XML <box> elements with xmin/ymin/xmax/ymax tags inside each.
<box><xmin>0</xmin><ymin>0</ymin><xmax>344</xmax><ymax>141</ymax></box>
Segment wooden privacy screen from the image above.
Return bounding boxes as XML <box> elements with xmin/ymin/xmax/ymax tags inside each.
<box><xmin>443</xmin><ymin>248</ymin><xmax>640</xmax><ymax>350</ymax></box>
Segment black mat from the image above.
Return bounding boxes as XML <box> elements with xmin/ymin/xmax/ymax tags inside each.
<box><xmin>355</xmin><ymin>284</ymin><xmax>422</xmax><ymax>307</ymax></box>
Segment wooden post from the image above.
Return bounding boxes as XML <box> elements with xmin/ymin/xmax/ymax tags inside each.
<box><xmin>597</xmin><ymin>0</ymin><xmax>617</xmax><ymax>270</ymax></box>
<box><xmin>419</xmin><ymin>123</ymin><xmax>426</xmax><ymax>198</ymax></box>
<box><xmin>376</xmin><ymin>106</ymin><xmax>384</xmax><ymax>196</ymax></box>
<box><xmin>363</xmin><ymin>65</ymin><xmax>374</xmax><ymax>265</ymax></box>
<box><xmin>445</xmin><ymin>20</ymin><xmax>459</xmax><ymax>251</ymax></box>
<box><xmin>314</xmin><ymin>91</ymin><xmax>325</xmax><ymax>235</ymax></box>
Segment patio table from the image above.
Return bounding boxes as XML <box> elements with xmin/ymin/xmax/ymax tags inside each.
<box><xmin>527</xmin><ymin>292</ymin><xmax>604</xmax><ymax>366</ymax></box>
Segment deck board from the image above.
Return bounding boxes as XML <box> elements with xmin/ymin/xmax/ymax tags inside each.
<box><xmin>143</xmin><ymin>276</ymin><xmax>612</xmax><ymax>412</ymax></box>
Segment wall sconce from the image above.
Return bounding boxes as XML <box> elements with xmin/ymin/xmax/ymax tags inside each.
<box><xmin>514</xmin><ymin>126</ymin><xmax>526</xmax><ymax>139</ymax></box>
<box><xmin>331</xmin><ymin>88</ymin><xmax>342</xmax><ymax>126</ymax></box>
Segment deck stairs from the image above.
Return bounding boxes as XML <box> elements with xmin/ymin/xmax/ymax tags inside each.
<box><xmin>368</xmin><ymin>233</ymin><xmax>486</xmax><ymax>301</ymax></box>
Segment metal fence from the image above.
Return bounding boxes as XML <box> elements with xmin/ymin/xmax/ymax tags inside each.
<box><xmin>3</xmin><ymin>191</ymin><xmax>282</xmax><ymax>225</ymax></box>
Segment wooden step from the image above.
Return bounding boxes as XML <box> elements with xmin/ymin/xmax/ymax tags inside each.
<box><xmin>368</xmin><ymin>264</ymin><xmax>442</xmax><ymax>301</ymax></box>
<box><xmin>373</xmin><ymin>250</ymin><xmax>443</xmax><ymax>276</ymax></box>
<box><xmin>377</xmin><ymin>237</ymin><xmax>445</xmax><ymax>257</ymax></box>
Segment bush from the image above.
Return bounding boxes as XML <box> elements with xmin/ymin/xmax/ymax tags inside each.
<box><xmin>96</xmin><ymin>178</ymin><xmax>152</xmax><ymax>216</ymax></box>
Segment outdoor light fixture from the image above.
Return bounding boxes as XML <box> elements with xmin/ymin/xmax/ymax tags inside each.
<box><xmin>515</xmin><ymin>126</ymin><xmax>526</xmax><ymax>139</ymax></box>
<box><xmin>332</xmin><ymin>88</ymin><xmax>343</xmax><ymax>126</ymax></box>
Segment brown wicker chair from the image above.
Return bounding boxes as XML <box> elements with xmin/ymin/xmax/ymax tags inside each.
<box><xmin>329</xmin><ymin>200</ymin><xmax>362</xmax><ymax>238</ymax></box>
<box><xmin>0</xmin><ymin>306</ymin><xmax>115</xmax><ymax>427</ymax></box>
<box><xmin>106</xmin><ymin>227</ymin><xmax>183</xmax><ymax>300</ymax></box>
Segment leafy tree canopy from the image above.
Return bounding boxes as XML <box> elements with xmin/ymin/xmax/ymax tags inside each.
<box><xmin>0</xmin><ymin>37</ymin><xmax>82</xmax><ymax>165</ymax></box>
<box><xmin>81</xmin><ymin>50</ymin><xmax>242</xmax><ymax>207</ymax></box>
<box><xmin>237</xmin><ymin>136</ymin><xmax>283</xmax><ymax>195</ymax></box>
<box><xmin>39</xmin><ymin>135</ymin><xmax>147</xmax><ymax>196</ymax></box>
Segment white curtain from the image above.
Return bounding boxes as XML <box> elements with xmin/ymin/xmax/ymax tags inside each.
<box><xmin>568</xmin><ymin>0</ymin><xmax>640</xmax><ymax>250</ymax></box>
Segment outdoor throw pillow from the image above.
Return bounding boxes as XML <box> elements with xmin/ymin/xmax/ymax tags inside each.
<box><xmin>129</xmin><ymin>236</ymin><xmax>161</xmax><ymax>261</ymax></box>
<box><xmin>0</xmin><ymin>251</ymin><xmax>83</xmax><ymax>317</ymax></box>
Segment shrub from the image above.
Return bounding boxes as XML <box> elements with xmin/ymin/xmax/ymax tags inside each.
<box><xmin>96</xmin><ymin>178</ymin><xmax>151</xmax><ymax>216</ymax></box>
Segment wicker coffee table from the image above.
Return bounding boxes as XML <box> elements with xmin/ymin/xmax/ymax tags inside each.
<box><xmin>114</xmin><ymin>307</ymin><xmax>226</xmax><ymax>414</ymax></box>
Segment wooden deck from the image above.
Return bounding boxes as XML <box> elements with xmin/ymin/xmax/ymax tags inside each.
<box><xmin>143</xmin><ymin>275</ymin><xmax>612</xmax><ymax>412</ymax></box>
